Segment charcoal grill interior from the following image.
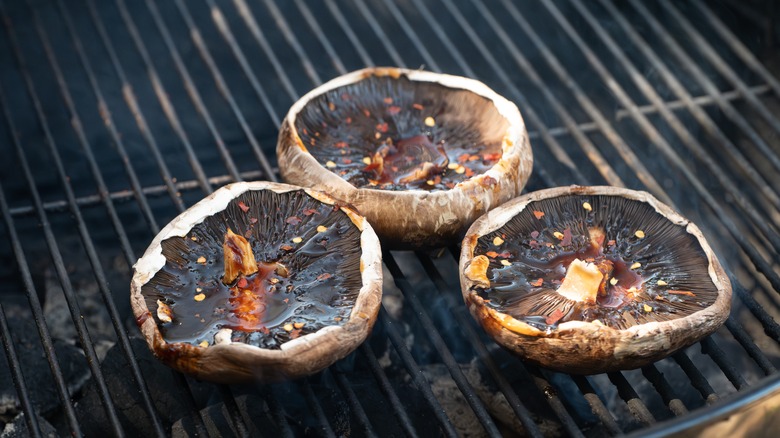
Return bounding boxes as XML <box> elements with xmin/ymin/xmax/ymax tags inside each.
<box><xmin>1</xmin><ymin>0</ymin><xmax>780</xmax><ymax>436</ymax></box>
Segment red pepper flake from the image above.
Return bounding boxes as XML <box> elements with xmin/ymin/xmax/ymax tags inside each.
<box><xmin>317</xmin><ymin>273</ymin><xmax>332</xmax><ymax>281</ymax></box>
<box><xmin>485</xmin><ymin>251</ymin><xmax>499</xmax><ymax>258</ymax></box>
<box><xmin>345</xmin><ymin>117</ymin><xmax>352</xmax><ymax>124</ymax></box>
<box><xmin>464</xmin><ymin>168</ymin><xmax>475</xmax><ymax>177</ymax></box>
<box><xmin>530</xmin><ymin>278</ymin><xmax>544</xmax><ymax>287</ymax></box>
<box><xmin>290</xmin><ymin>329</ymin><xmax>302</xmax><ymax>339</ymax></box>
<box><xmin>445</xmin><ymin>182</ymin><xmax>456</xmax><ymax>189</ymax></box>
<box><xmin>668</xmin><ymin>290</ymin><xmax>696</xmax><ymax>297</ymax></box>
<box><xmin>236</xmin><ymin>277</ymin><xmax>248</xmax><ymax>288</ymax></box>
<box><xmin>483</xmin><ymin>152</ymin><xmax>501</xmax><ymax>161</ymax></box>
<box><xmin>280</xmin><ymin>244</ymin><xmax>293</xmax><ymax>251</ymax></box>
<box><xmin>533</xmin><ymin>210</ymin><xmax>545</xmax><ymax>220</ymax></box>
<box><xmin>259</xmin><ymin>326</ymin><xmax>270</xmax><ymax>335</ymax></box>
<box><xmin>383</xmin><ymin>97</ymin><xmax>393</xmax><ymax>104</ymax></box>
<box><xmin>498</xmin><ymin>251</ymin><xmax>511</xmax><ymax>258</ymax></box>
<box><xmin>607</xmin><ymin>239</ymin><xmax>616</xmax><ymax>246</ymax></box>
<box><xmin>457</xmin><ymin>153</ymin><xmax>470</xmax><ymax>163</ymax></box>
<box><xmin>342</xmin><ymin>158</ymin><xmax>352</xmax><ymax>164</ymax></box>
<box><xmin>545</xmin><ymin>309</ymin><xmax>564</xmax><ymax>325</ymax></box>
<box><xmin>244</xmin><ymin>229</ymin><xmax>252</xmax><ymax>238</ymax></box>
<box><xmin>283</xmin><ymin>298</ymin><xmax>290</xmax><ymax>304</ymax></box>
<box><xmin>363</xmin><ymin>109</ymin><xmax>371</xmax><ymax>118</ymax></box>
<box><xmin>376</xmin><ymin>122</ymin><xmax>389</xmax><ymax>133</ymax></box>
<box><xmin>302</xmin><ymin>208</ymin><xmax>317</xmax><ymax>216</ymax></box>
<box><xmin>328</xmin><ymin>102</ymin><xmax>335</xmax><ymax>111</ymax></box>
<box><xmin>388</xmin><ymin>105</ymin><xmax>401</xmax><ymax>115</ymax></box>
<box><xmin>249</xmin><ymin>217</ymin><xmax>258</xmax><ymax>224</ymax></box>
<box><xmin>561</xmin><ymin>228</ymin><xmax>573</xmax><ymax>246</ymax></box>
<box><xmin>412</xmin><ymin>103</ymin><xmax>424</xmax><ymax>110</ymax></box>
<box><xmin>285</xmin><ymin>216</ymin><xmax>302</xmax><ymax>226</ymax></box>
<box><xmin>530</xmin><ymin>230</ymin><xmax>540</xmax><ymax>239</ymax></box>
<box><xmin>237</xmin><ymin>201</ymin><xmax>250</xmax><ymax>213</ymax></box>
<box><xmin>341</xmin><ymin>93</ymin><xmax>350</xmax><ymax>101</ymax></box>
<box><xmin>335</xmin><ymin>141</ymin><xmax>348</xmax><ymax>148</ymax></box>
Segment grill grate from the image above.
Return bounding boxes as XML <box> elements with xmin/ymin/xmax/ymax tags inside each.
<box><xmin>1</xmin><ymin>0</ymin><xmax>779</xmax><ymax>436</ymax></box>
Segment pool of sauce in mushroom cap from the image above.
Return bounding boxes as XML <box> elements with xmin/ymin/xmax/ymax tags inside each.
<box><xmin>157</xmin><ymin>225</ymin><xmax>354</xmax><ymax>348</ymax></box>
<box><xmin>485</xmin><ymin>239</ymin><xmax>673</xmax><ymax>329</ymax></box>
<box><xmin>298</xmin><ymin>94</ymin><xmax>501</xmax><ymax>191</ymax></box>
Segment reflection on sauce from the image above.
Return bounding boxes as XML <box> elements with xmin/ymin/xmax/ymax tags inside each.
<box><xmin>367</xmin><ymin>135</ymin><xmax>448</xmax><ymax>185</ymax></box>
<box><xmin>226</xmin><ymin>261</ymin><xmax>287</xmax><ymax>331</ymax></box>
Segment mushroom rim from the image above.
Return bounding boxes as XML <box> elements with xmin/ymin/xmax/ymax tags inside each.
<box><xmin>130</xmin><ymin>181</ymin><xmax>383</xmax><ymax>368</ymax></box>
<box><xmin>278</xmin><ymin>66</ymin><xmax>530</xmax><ymax>199</ymax></box>
<box><xmin>459</xmin><ymin>185</ymin><xmax>733</xmax><ymax>338</ymax></box>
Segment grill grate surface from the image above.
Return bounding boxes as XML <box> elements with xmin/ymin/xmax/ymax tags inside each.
<box><xmin>1</xmin><ymin>0</ymin><xmax>779</xmax><ymax>436</ymax></box>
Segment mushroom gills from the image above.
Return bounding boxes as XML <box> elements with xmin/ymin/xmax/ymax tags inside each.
<box><xmin>294</xmin><ymin>74</ymin><xmax>504</xmax><ymax>191</ymax></box>
<box><xmin>141</xmin><ymin>189</ymin><xmax>363</xmax><ymax>349</ymax></box>
<box><xmin>476</xmin><ymin>194</ymin><xmax>719</xmax><ymax>330</ymax></box>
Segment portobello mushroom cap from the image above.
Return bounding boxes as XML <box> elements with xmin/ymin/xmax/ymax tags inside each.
<box><xmin>277</xmin><ymin>67</ymin><xmax>532</xmax><ymax>249</ymax></box>
<box><xmin>459</xmin><ymin>186</ymin><xmax>732</xmax><ymax>374</ymax></box>
<box><xmin>131</xmin><ymin>182</ymin><xmax>383</xmax><ymax>383</ymax></box>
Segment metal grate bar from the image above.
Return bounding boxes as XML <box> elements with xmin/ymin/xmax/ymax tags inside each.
<box><xmin>607</xmin><ymin>372</ymin><xmax>657</xmax><ymax>425</ymax></box>
<box><xmin>540</xmin><ymin>0</ymin><xmax>752</xmax><ymax>390</ymax></box>
<box><xmin>333</xmin><ymin>370</ymin><xmax>378</xmax><ymax>438</ymax></box>
<box><xmin>192</xmin><ymin>1</ymin><xmax>425</xmax><ymax>433</ymax></box>
<box><xmin>661</xmin><ymin>0</ymin><xmax>780</xmax><ymax>143</ymax></box>
<box><xmin>301</xmin><ymin>379</ymin><xmax>336</xmax><ymax>438</ymax></box>
<box><xmin>359</xmin><ymin>344</ymin><xmax>420</xmax><ymax>438</ymax></box>
<box><xmin>26</xmin><ymin>2</ymin><xmax>167</xmax><ymax>434</ymax></box>
<box><xmin>693</xmin><ymin>0</ymin><xmax>780</xmax><ymax>99</ymax></box>
<box><xmin>528</xmin><ymin>368</ymin><xmax>586</xmax><ymax>437</ymax></box>
<box><xmin>97</xmin><ymin>0</ymin><xmax>212</xmax><ymax>195</ymax></box>
<box><xmin>700</xmin><ymin>337</ymin><xmax>748</xmax><ymax>390</ymax></box>
<box><xmin>584</xmin><ymin>0</ymin><xmax>780</xmax><ymax>232</ymax></box>
<box><xmin>140</xmin><ymin>0</ymin><xmax>241</xmax><ymax>182</ymax></box>
<box><xmin>78</xmin><ymin>0</ymin><xmax>186</xmax><ymax>216</ymax></box>
<box><xmin>53</xmin><ymin>0</ymin><xmax>161</xmax><ymax>243</ymax></box>
<box><xmin>0</xmin><ymin>304</ymin><xmax>42</xmax><ymax>438</ymax></box>
<box><xmin>215</xmin><ymin>1</ymin><xmax>464</xmax><ymax>432</ymax></box>
<box><xmin>624</xmin><ymin>0</ymin><xmax>780</xmax><ymax>286</ymax></box>
<box><xmin>378</xmin><ymin>307</ymin><xmax>459</xmax><ymax>436</ymax></box>
<box><xmin>417</xmin><ymin>253</ymin><xmax>545</xmax><ymax>438</ymax></box>
<box><xmin>672</xmin><ymin>353</ymin><xmax>718</xmax><ymax>404</ymax></box>
<box><xmin>570</xmin><ymin>375</ymin><xmax>622</xmax><ymax>435</ymax></box>
<box><xmin>641</xmin><ymin>366</ymin><xmax>689</xmax><ymax>416</ymax></box>
<box><xmin>264</xmin><ymin>387</ymin><xmax>294</xmax><ymax>438</ymax></box>
<box><xmin>411</xmin><ymin>0</ymin><xmax>590</xmax><ymax>185</ymax></box>
<box><xmin>7</xmin><ymin>171</ymin><xmax>263</xmax><ymax>218</ymax></box>
<box><xmin>0</xmin><ymin>4</ymin><xmax>126</xmax><ymax>434</ymax></box>
<box><xmin>217</xmin><ymin>385</ymin><xmax>249</xmax><ymax>438</ymax></box>
<box><xmin>291</xmin><ymin>0</ymin><xmax>346</xmax><ymax>74</ymax></box>
<box><xmin>383</xmin><ymin>252</ymin><xmax>501</xmax><ymax>436</ymax></box>
<box><xmin>430</xmin><ymin>0</ymin><xmax>666</xmax><ymax>424</ymax></box>
<box><xmin>205</xmin><ymin>0</ymin><xmax>280</xmax><ymax>127</ymax></box>
<box><xmin>174</xmin><ymin>0</ymin><xmax>275</xmax><ymax>182</ymax></box>
<box><xmin>725</xmin><ymin>318</ymin><xmax>777</xmax><ymax>375</ymax></box>
<box><xmin>528</xmin><ymin>84</ymin><xmax>772</xmax><ymax>140</ymax></box>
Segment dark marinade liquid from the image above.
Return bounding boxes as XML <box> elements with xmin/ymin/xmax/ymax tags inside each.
<box><xmin>158</xmin><ymin>225</ymin><xmax>353</xmax><ymax>349</ymax></box>
<box><xmin>488</xmin><ymin>242</ymin><xmax>659</xmax><ymax>329</ymax></box>
<box><xmin>297</xmin><ymin>86</ymin><xmax>502</xmax><ymax>191</ymax></box>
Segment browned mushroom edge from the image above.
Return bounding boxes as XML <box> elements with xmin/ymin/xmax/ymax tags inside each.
<box><xmin>459</xmin><ymin>186</ymin><xmax>732</xmax><ymax>374</ymax></box>
<box><xmin>130</xmin><ymin>182</ymin><xmax>383</xmax><ymax>383</ymax></box>
<box><xmin>277</xmin><ymin>67</ymin><xmax>533</xmax><ymax>249</ymax></box>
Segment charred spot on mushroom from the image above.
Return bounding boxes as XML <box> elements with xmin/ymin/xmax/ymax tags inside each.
<box><xmin>142</xmin><ymin>189</ymin><xmax>362</xmax><ymax>349</ymax></box>
<box><xmin>473</xmin><ymin>195</ymin><xmax>719</xmax><ymax>330</ymax></box>
<box><xmin>294</xmin><ymin>75</ymin><xmax>506</xmax><ymax>190</ymax></box>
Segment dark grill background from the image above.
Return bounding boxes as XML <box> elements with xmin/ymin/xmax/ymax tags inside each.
<box><xmin>1</xmin><ymin>0</ymin><xmax>779</xmax><ymax>436</ymax></box>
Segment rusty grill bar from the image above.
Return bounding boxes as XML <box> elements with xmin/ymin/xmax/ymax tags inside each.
<box><xmin>1</xmin><ymin>0</ymin><xmax>779</xmax><ymax>436</ymax></box>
